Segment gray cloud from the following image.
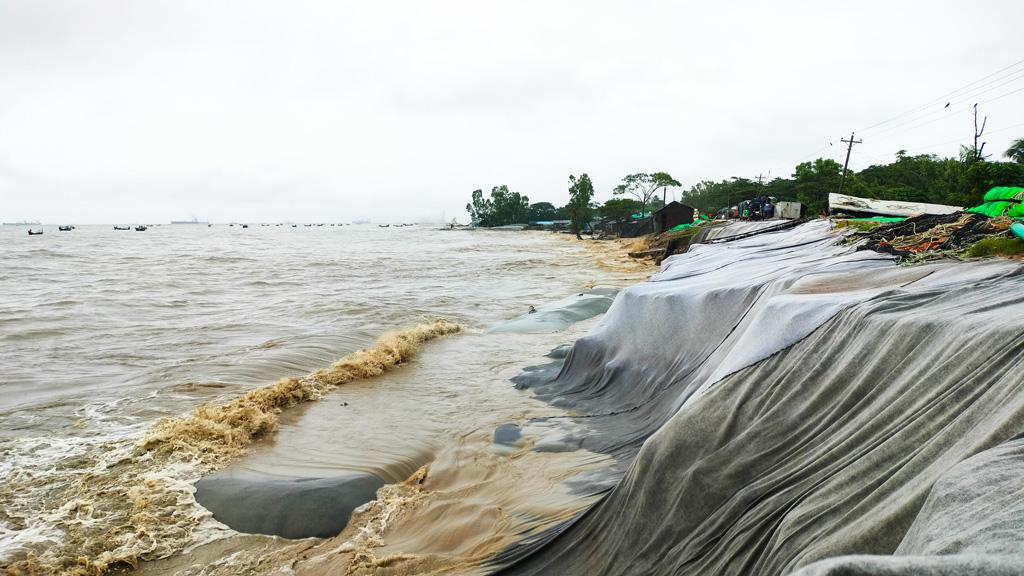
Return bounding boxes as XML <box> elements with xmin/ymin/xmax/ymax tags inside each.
<box><xmin>1</xmin><ymin>0</ymin><xmax>1022</xmax><ymax>223</ymax></box>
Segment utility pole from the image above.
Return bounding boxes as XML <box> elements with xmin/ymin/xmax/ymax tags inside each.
<box><xmin>837</xmin><ymin>132</ymin><xmax>862</xmax><ymax>196</ymax></box>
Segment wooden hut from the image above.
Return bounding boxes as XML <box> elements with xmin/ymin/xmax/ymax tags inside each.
<box><xmin>653</xmin><ymin>201</ymin><xmax>698</xmax><ymax>233</ymax></box>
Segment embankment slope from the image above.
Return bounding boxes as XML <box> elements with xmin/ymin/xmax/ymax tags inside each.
<box><xmin>503</xmin><ymin>221</ymin><xmax>1024</xmax><ymax>575</ymax></box>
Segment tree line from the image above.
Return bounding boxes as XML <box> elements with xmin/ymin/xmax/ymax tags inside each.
<box><xmin>465</xmin><ymin>172</ymin><xmax>677</xmax><ymax>229</ymax></box>
<box><xmin>683</xmin><ymin>144</ymin><xmax>1024</xmax><ymax>216</ymax></box>
<box><xmin>466</xmin><ymin>139</ymin><xmax>1024</xmax><ymax>227</ymax></box>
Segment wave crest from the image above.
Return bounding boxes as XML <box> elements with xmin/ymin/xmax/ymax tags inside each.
<box><xmin>2</xmin><ymin>320</ymin><xmax>461</xmax><ymax>575</ymax></box>
<box><xmin>141</xmin><ymin>320</ymin><xmax>462</xmax><ymax>463</ymax></box>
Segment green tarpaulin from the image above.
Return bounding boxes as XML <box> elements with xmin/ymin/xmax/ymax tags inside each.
<box><xmin>668</xmin><ymin>222</ymin><xmax>700</xmax><ymax>232</ymax></box>
<box><xmin>967</xmin><ymin>186</ymin><xmax>1024</xmax><ymax>218</ymax></box>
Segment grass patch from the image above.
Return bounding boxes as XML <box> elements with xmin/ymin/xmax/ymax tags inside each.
<box><xmin>967</xmin><ymin>236</ymin><xmax>1024</xmax><ymax>258</ymax></box>
<box><xmin>836</xmin><ymin>220</ymin><xmax>884</xmax><ymax>233</ymax></box>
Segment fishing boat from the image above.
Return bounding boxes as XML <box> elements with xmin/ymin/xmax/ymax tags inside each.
<box><xmin>114</xmin><ymin>226</ymin><xmax>131</xmax><ymax>230</ymax></box>
<box><xmin>58</xmin><ymin>225</ymin><xmax>74</xmax><ymax>231</ymax></box>
<box><xmin>378</xmin><ymin>224</ymin><xmax>390</xmax><ymax>228</ymax></box>
<box><xmin>27</xmin><ymin>229</ymin><xmax>43</xmax><ymax>235</ymax></box>
<box><xmin>135</xmin><ymin>225</ymin><xmax>147</xmax><ymax>231</ymax></box>
<box><xmin>241</xmin><ymin>224</ymin><xmax>249</xmax><ymax>228</ymax></box>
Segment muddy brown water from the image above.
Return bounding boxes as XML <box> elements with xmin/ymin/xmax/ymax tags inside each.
<box><xmin>0</xmin><ymin>224</ymin><xmax>645</xmax><ymax>574</ymax></box>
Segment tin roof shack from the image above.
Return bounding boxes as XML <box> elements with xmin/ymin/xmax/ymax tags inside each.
<box><xmin>525</xmin><ymin>219</ymin><xmax>571</xmax><ymax>231</ymax></box>
<box><xmin>595</xmin><ymin>215</ymin><xmax>655</xmax><ymax>238</ymax></box>
<box><xmin>653</xmin><ymin>201</ymin><xmax>697</xmax><ymax>234</ymax></box>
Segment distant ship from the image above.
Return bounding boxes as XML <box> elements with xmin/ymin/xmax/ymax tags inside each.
<box><xmin>3</xmin><ymin>221</ymin><xmax>41</xmax><ymax>226</ymax></box>
<box><xmin>170</xmin><ymin>217</ymin><xmax>209</xmax><ymax>225</ymax></box>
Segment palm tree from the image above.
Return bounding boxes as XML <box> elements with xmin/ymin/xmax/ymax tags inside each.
<box><xmin>1004</xmin><ymin>137</ymin><xmax>1024</xmax><ymax>164</ymax></box>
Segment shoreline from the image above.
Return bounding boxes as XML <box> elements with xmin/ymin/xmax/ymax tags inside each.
<box><xmin>0</xmin><ymin>229</ymin><xmax>623</xmax><ymax>575</ymax></box>
<box><xmin>8</xmin><ymin>221</ymin><xmax>1024</xmax><ymax>575</ymax></box>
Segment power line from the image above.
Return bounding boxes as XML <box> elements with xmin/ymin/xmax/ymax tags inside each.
<box><xmin>789</xmin><ymin>141</ymin><xmax>835</xmax><ymax>166</ymax></box>
<box><xmin>864</xmin><ymin>70</ymin><xmax>1024</xmax><ymax>139</ymax></box>
<box><xmin>850</xmin><ymin>120</ymin><xmax>1024</xmax><ymax>167</ymax></box>
<box><xmin>862</xmin><ymin>83</ymin><xmax>1024</xmax><ymax>147</ymax></box>
<box><xmin>980</xmin><ymin>83</ymin><xmax>1024</xmax><ymax>106</ymax></box>
<box><xmin>858</xmin><ymin>57</ymin><xmax>1024</xmax><ymax>132</ymax></box>
<box><xmin>771</xmin><ymin>59</ymin><xmax>1024</xmax><ymax>180</ymax></box>
<box><xmin>905</xmin><ymin>121</ymin><xmax>1024</xmax><ymax>152</ymax></box>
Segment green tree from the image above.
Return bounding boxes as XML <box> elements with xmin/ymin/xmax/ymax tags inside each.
<box><xmin>682</xmin><ymin>177</ymin><xmax>761</xmax><ymax>213</ymax></box>
<box><xmin>793</xmin><ymin>158</ymin><xmax>843</xmax><ymax>214</ymax></box>
<box><xmin>566</xmin><ymin>174</ymin><xmax>595</xmax><ymax>239</ymax></box>
<box><xmin>959</xmin><ymin>161</ymin><xmax>1024</xmax><ymax>206</ymax></box>
<box><xmin>527</xmin><ymin>202</ymin><xmax>559</xmax><ymax>222</ymax></box>
<box><xmin>466</xmin><ymin>189</ymin><xmax>492</xmax><ymax>225</ymax></box>
<box><xmin>858</xmin><ymin>154</ymin><xmax>954</xmax><ymax>205</ymax></box>
<box><xmin>1004</xmin><ymin>137</ymin><xmax>1024</xmax><ymax>164</ymax></box>
<box><xmin>599</xmin><ymin>198</ymin><xmax>643</xmax><ymax>221</ymax></box>
<box><xmin>612</xmin><ymin>172</ymin><xmax>681</xmax><ymax>218</ymax></box>
<box><xmin>465</xmin><ymin>185</ymin><xmax>530</xmax><ymax>226</ymax></box>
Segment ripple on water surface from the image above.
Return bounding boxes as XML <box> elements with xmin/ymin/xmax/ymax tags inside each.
<box><xmin>0</xmin><ymin>225</ymin><xmax>639</xmax><ymax>572</ymax></box>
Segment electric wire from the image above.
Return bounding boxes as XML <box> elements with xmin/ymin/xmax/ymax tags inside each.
<box><xmin>857</xmin><ymin>57</ymin><xmax>1024</xmax><ymax>132</ymax></box>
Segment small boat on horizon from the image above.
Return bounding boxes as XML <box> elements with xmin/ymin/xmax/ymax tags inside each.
<box><xmin>379</xmin><ymin>224</ymin><xmax>390</xmax><ymax>228</ymax></box>
<box><xmin>58</xmin><ymin>225</ymin><xmax>75</xmax><ymax>231</ymax></box>
<box><xmin>135</xmin><ymin>225</ymin><xmax>147</xmax><ymax>231</ymax></box>
<box><xmin>27</xmin><ymin>229</ymin><xmax>43</xmax><ymax>235</ymax></box>
<box><xmin>114</xmin><ymin>226</ymin><xmax>130</xmax><ymax>230</ymax></box>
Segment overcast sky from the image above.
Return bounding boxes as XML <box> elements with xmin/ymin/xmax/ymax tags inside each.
<box><xmin>2</xmin><ymin>1</ymin><xmax>1023</xmax><ymax>224</ymax></box>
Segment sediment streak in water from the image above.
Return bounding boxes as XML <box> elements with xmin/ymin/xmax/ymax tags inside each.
<box><xmin>1</xmin><ymin>320</ymin><xmax>461</xmax><ymax>575</ymax></box>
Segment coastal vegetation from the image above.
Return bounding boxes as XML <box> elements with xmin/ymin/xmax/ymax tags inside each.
<box><xmin>566</xmin><ymin>174</ymin><xmax>596</xmax><ymax>239</ymax></box>
<box><xmin>465</xmin><ymin>148</ymin><xmax>1024</xmax><ymax>227</ymax></box>
<box><xmin>597</xmin><ymin>198</ymin><xmax>644</xmax><ymax>222</ymax></box>
<box><xmin>527</xmin><ymin>202</ymin><xmax>563</xmax><ymax>222</ymax></box>
<box><xmin>613</xmin><ymin>172</ymin><xmax>681</xmax><ymax>217</ymax></box>
<box><xmin>465</xmin><ymin>185</ymin><xmax>530</xmax><ymax>227</ymax></box>
<box><xmin>1006</xmin><ymin>137</ymin><xmax>1024</xmax><ymax>163</ymax></box>
<box><xmin>466</xmin><ymin>174</ymin><xmax>671</xmax><ymax>227</ymax></box>
<box><xmin>682</xmin><ymin>151</ymin><xmax>1024</xmax><ymax>215</ymax></box>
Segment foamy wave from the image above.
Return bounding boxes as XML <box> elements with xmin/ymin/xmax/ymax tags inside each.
<box><xmin>1</xmin><ymin>320</ymin><xmax>461</xmax><ymax>575</ymax></box>
<box><xmin>140</xmin><ymin>320</ymin><xmax>462</xmax><ymax>463</ymax></box>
